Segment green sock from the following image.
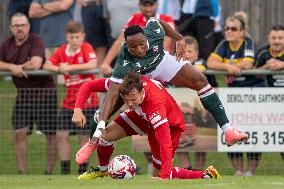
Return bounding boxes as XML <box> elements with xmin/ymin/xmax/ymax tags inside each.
<box><xmin>199</xmin><ymin>92</ymin><xmax>229</xmax><ymax>128</ymax></box>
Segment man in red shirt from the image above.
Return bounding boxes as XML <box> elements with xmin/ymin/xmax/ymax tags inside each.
<box><xmin>73</xmin><ymin>73</ymin><xmax>221</xmax><ymax>180</ymax></box>
<box><xmin>43</xmin><ymin>21</ymin><xmax>99</xmax><ymax>174</ymax></box>
<box><xmin>100</xmin><ymin>0</ymin><xmax>175</xmax><ymax>75</ymax></box>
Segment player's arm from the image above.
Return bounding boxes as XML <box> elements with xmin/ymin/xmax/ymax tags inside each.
<box><xmin>100</xmin><ymin>33</ymin><xmax>124</xmax><ymax>75</ymax></box>
<box><xmin>73</xmin><ymin>78</ymin><xmax>109</xmax><ymax>127</ymax></box>
<box><xmin>158</xmin><ymin>19</ymin><xmax>183</xmax><ymax>42</ymax></box>
<box><xmin>156</xmin><ymin>19</ymin><xmax>184</xmax><ymax>60</ymax></box>
<box><xmin>154</xmin><ymin>123</ymin><xmax>173</xmax><ymax>179</ymax></box>
<box><xmin>100</xmin><ymin>81</ymin><xmax>122</xmax><ymax>122</ymax></box>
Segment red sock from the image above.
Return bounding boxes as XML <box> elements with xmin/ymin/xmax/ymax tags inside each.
<box><xmin>97</xmin><ymin>144</ymin><xmax>114</xmax><ymax>166</ymax></box>
<box><xmin>171</xmin><ymin>167</ymin><xmax>204</xmax><ymax>179</ymax></box>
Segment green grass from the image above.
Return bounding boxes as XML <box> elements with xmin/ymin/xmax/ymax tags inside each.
<box><xmin>0</xmin><ymin>175</ymin><xmax>284</xmax><ymax>189</ymax></box>
<box><xmin>0</xmin><ymin>80</ymin><xmax>284</xmax><ymax>176</ymax></box>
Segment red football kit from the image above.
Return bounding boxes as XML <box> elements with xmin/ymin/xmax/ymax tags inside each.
<box><xmin>49</xmin><ymin>42</ymin><xmax>99</xmax><ymax>109</ymax></box>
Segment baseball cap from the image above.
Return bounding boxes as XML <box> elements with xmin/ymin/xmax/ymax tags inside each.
<box><xmin>140</xmin><ymin>0</ymin><xmax>157</xmax><ymax>5</ymax></box>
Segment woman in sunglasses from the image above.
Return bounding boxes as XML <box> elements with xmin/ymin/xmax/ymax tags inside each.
<box><xmin>207</xmin><ymin>11</ymin><xmax>266</xmax><ymax>176</ymax></box>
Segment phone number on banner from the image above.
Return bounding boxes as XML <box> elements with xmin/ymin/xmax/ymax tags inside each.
<box><xmin>217</xmin><ymin>126</ymin><xmax>284</xmax><ymax>152</ymax></box>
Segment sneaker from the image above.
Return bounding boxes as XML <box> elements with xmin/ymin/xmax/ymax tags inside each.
<box><xmin>76</xmin><ymin>141</ymin><xmax>98</xmax><ymax>164</ymax></box>
<box><xmin>204</xmin><ymin>166</ymin><xmax>222</xmax><ymax>179</ymax></box>
<box><xmin>77</xmin><ymin>166</ymin><xmax>108</xmax><ymax>180</ymax></box>
<box><xmin>225</xmin><ymin>127</ymin><xmax>248</xmax><ymax>146</ymax></box>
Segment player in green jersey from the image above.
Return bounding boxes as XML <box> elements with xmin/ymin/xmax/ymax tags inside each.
<box><xmin>74</xmin><ymin>17</ymin><xmax>248</xmax><ymax>148</ymax></box>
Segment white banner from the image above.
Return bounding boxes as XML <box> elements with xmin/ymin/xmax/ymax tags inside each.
<box><xmin>217</xmin><ymin>88</ymin><xmax>284</xmax><ymax>152</ymax></box>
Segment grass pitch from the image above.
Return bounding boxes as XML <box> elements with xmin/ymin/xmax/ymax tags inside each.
<box><xmin>0</xmin><ymin>175</ymin><xmax>284</xmax><ymax>189</ymax></box>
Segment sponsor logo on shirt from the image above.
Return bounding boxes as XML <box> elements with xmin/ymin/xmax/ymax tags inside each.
<box><xmin>123</xmin><ymin>60</ymin><xmax>130</xmax><ymax>66</ymax></box>
<box><xmin>245</xmin><ymin>49</ymin><xmax>254</xmax><ymax>57</ymax></box>
<box><xmin>78</xmin><ymin>56</ymin><xmax>84</xmax><ymax>64</ymax></box>
<box><xmin>154</xmin><ymin>28</ymin><xmax>160</xmax><ymax>34</ymax></box>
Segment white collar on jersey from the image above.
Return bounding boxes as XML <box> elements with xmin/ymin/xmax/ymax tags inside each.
<box><xmin>65</xmin><ymin>44</ymin><xmax>81</xmax><ymax>56</ymax></box>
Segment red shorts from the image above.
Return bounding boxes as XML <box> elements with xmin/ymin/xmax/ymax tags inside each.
<box><xmin>114</xmin><ymin>110</ymin><xmax>181</xmax><ymax>170</ymax></box>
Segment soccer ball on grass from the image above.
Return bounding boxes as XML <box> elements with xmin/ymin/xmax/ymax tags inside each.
<box><xmin>108</xmin><ymin>155</ymin><xmax>136</xmax><ymax>179</ymax></box>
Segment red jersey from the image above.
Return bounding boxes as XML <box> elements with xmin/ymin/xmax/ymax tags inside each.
<box><xmin>136</xmin><ymin>76</ymin><xmax>184</xmax><ymax>131</ymax></box>
<box><xmin>124</xmin><ymin>13</ymin><xmax>175</xmax><ymax>30</ymax></box>
<box><xmin>48</xmin><ymin>42</ymin><xmax>99</xmax><ymax>109</ymax></box>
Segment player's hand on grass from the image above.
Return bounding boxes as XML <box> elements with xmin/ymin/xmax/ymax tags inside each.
<box><xmin>72</xmin><ymin>108</ymin><xmax>86</xmax><ymax>128</ymax></box>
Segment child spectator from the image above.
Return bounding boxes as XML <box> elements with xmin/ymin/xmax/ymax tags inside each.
<box><xmin>43</xmin><ymin>21</ymin><xmax>99</xmax><ymax>174</ymax></box>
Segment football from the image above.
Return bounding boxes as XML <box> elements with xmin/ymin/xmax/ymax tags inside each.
<box><xmin>108</xmin><ymin>155</ymin><xmax>136</xmax><ymax>179</ymax></box>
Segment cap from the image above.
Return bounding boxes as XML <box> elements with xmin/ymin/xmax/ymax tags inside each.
<box><xmin>139</xmin><ymin>0</ymin><xmax>157</xmax><ymax>5</ymax></box>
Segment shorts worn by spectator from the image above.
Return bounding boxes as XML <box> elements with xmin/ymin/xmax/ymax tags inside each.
<box><xmin>0</xmin><ymin>13</ymin><xmax>57</xmax><ymax>175</ymax></box>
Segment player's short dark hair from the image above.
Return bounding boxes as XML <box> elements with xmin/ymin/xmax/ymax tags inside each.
<box><xmin>271</xmin><ymin>24</ymin><xmax>284</xmax><ymax>32</ymax></box>
<box><xmin>124</xmin><ymin>25</ymin><xmax>144</xmax><ymax>40</ymax></box>
<box><xmin>64</xmin><ymin>21</ymin><xmax>85</xmax><ymax>34</ymax></box>
<box><xmin>120</xmin><ymin>72</ymin><xmax>143</xmax><ymax>96</ymax></box>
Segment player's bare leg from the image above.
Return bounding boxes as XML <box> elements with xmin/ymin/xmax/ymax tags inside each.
<box><xmin>169</xmin><ymin>63</ymin><xmax>248</xmax><ymax>146</ymax></box>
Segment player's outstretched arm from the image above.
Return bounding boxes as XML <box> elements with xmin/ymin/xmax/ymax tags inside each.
<box><xmin>157</xmin><ymin>19</ymin><xmax>185</xmax><ymax>61</ymax></box>
<box><xmin>100</xmin><ymin>81</ymin><xmax>122</xmax><ymax>122</ymax></box>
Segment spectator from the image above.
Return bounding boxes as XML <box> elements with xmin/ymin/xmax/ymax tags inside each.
<box><xmin>0</xmin><ymin>12</ymin><xmax>57</xmax><ymax>174</ymax></box>
<box><xmin>103</xmin><ymin>0</ymin><xmax>139</xmax><ymax>43</ymax></box>
<box><xmin>255</xmin><ymin>24</ymin><xmax>284</xmax><ymax>162</ymax></box>
<box><xmin>29</xmin><ymin>0</ymin><xmax>75</xmax><ymax>58</ymax></box>
<box><xmin>8</xmin><ymin>0</ymin><xmax>39</xmax><ymax>33</ymax></box>
<box><xmin>77</xmin><ymin>0</ymin><xmax>109</xmax><ymax>66</ymax></box>
<box><xmin>43</xmin><ymin>21</ymin><xmax>99</xmax><ymax>174</ymax></box>
<box><xmin>207</xmin><ymin>11</ymin><xmax>266</xmax><ymax>176</ymax></box>
<box><xmin>100</xmin><ymin>0</ymin><xmax>176</xmax><ymax>75</ymax></box>
<box><xmin>176</xmin><ymin>36</ymin><xmax>211</xmax><ymax>170</ymax></box>
<box><xmin>157</xmin><ymin>0</ymin><xmax>181</xmax><ymax>22</ymax></box>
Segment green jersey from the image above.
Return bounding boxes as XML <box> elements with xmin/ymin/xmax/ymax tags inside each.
<box><xmin>111</xmin><ymin>19</ymin><xmax>165</xmax><ymax>83</ymax></box>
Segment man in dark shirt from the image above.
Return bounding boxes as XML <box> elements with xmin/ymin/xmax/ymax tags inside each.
<box><xmin>0</xmin><ymin>12</ymin><xmax>57</xmax><ymax>174</ymax></box>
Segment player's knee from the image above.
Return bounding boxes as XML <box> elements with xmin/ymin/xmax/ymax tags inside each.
<box><xmin>190</xmin><ymin>72</ymin><xmax>209</xmax><ymax>90</ymax></box>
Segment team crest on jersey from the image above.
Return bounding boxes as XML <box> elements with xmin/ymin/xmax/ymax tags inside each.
<box><xmin>153</xmin><ymin>45</ymin><xmax>159</xmax><ymax>52</ymax></box>
<box><xmin>78</xmin><ymin>56</ymin><xmax>84</xmax><ymax>64</ymax></box>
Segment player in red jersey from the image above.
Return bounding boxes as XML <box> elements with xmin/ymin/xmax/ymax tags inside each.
<box><xmin>73</xmin><ymin>72</ymin><xmax>221</xmax><ymax>180</ymax></box>
<box><xmin>100</xmin><ymin>0</ymin><xmax>175</xmax><ymax>75</ymax></box>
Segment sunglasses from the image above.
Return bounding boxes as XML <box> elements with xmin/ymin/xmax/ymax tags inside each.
<box><xmin>224</xmin><ymin>26</ymin><xmax>239</xmax><ymax>32</ymax></box>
